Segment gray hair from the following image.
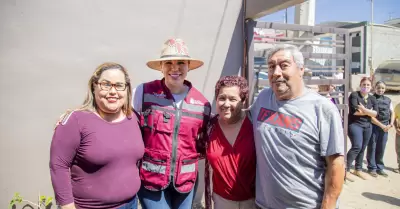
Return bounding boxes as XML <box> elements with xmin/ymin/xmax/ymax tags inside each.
<box><xmin>267</xmin><ymin>44</ymin><xmax>304</xmax><ymax>68</ymax></box>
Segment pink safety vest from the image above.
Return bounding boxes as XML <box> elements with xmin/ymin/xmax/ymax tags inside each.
<box><xmin>139</xmin><ymin>79</ymin><xmax>211</xmax><ymax>193</ymax></box>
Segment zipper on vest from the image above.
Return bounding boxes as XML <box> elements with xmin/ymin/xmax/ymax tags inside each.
<box><xmin>170</xmin><ymin>105</ymin><xmax>182</xmax><ymax>182</ymax></box>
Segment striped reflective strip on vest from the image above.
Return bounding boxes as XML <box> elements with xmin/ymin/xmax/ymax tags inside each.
<box><xmin>145</xmin><ymin>105</ymin><xmax>205</xmax><ymax>120</ymax></box>
<box><xmin>182</xmin><ymin>101</ymin><xmax>211</xmax><ymax>116</ymax></box>
<box><xmin>180</xmin><ymin>163</ymin><xmax>196</xmax><ymax>174</ymax></box>
<box><xmin>142</xmin><ymin>161</ymin><xmax>166</xmax><ymax>174</ymax></box>
<box><xmin>144</xmin><ymin>93</ymin><xmax>210</xmax><ymax>116</ymax></box>
<box><xmin>144</xmin><ymin>93</ymin><xmax>174</xmax><ymax>108</ymax></box>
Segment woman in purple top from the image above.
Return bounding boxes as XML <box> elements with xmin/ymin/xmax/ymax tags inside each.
<box><xmin>50</xmin><ymin>62</ymin><xmax>144</xmax><ymax>209</ymax></box>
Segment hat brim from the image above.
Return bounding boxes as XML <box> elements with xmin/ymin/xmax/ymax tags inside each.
<box><xmin>146</xmin><ymin>57</ymin><xmax>204</xmax><ymax>71</ymax></box>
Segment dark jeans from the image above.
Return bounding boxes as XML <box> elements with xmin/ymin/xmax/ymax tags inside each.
<box><xmin>346</xmin><ymin>123</ymin><xmax>372</xmax><ymax>171</ymax></box>
<box><xmin>118</xmin><ymin>196</ymin><xmax>138</xmax><ymax>209</ymax></box>
<box><xmin>396</xmin><ymin>134</ymin><xmax>400</xmax><ymax>167</ymax></box>
<box><xmin>138</xmin><ymin>184</ymin><xmax>195</xmax><ymax>209</ymax></box>
<box><xmin>367</xmin><ymin>125</ymin><xmax>389</xmax><ymax>171</ymax></box>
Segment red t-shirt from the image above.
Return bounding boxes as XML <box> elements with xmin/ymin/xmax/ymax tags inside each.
<box><xmin>206</xmin><ymin>117</ymin><xmax>256</xmax><ymax>201</ymax></box>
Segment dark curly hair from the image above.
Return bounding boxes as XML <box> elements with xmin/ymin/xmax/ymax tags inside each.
<box><xmin>214</xmin><ymin>75</ymin><xmax>249</xmax><ymax>102</ymax></box>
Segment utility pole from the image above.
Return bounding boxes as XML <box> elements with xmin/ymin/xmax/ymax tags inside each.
<box><xmin>284</xmin><ymin>8</ymin><xmax>288</xmax><ymax>36</ymax></box>
<box><xmin>285</xmin><ymin>8</ymin><xmax>288</xmax><ymax>24</ymax></box>
<box><xmin>369</xmin><ymin>0</ymin><xmax>374</xmax><ymax>75</ymax></box>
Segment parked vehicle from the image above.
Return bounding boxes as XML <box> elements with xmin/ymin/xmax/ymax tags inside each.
<box><xmin>373</xmin><ymin>59</ymin><xmax>400</xmax><ymax>91</ymax></box>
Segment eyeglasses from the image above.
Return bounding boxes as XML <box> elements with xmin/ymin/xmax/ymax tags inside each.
<box><xmin>95</xmin><ymin>81</ymin><xmax>128</xmax><ymax>91</ymax></box>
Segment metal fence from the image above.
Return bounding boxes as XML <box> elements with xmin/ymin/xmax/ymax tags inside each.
<box><xmin>245</xmin><ymin>20</ymin><xmax>351</xmax><ymax>150</ymax></box>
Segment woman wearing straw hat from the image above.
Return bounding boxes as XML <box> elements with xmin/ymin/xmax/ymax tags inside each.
<box><xmin>133</xmin><ymin>38</ymin><xmax>211</xmax><ymax>209</ymax></box>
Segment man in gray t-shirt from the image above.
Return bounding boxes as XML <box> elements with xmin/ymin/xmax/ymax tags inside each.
<box><xmin>250</xmin><ymin>45</ymin><xmax>345</xmax><ymax>209</ymax></box>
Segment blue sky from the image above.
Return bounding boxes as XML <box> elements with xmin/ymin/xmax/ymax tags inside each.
<box><xmin>259</xmin><ymin>0</ymin><xmax>399</xmax><ymax>24</ymax></box>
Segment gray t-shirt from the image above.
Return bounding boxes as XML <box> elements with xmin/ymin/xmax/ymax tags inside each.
<box><xmin>250</xmin><ymin>87</ymin><xmax>344</xmax><ymax>209</ymax></box>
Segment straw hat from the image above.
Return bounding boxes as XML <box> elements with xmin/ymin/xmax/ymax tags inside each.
<box><xmin>146</xmin><ymin>38</ymin><xmax>204</xmax><ymax>71</ymax></box>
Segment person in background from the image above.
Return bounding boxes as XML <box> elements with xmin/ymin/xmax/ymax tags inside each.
<box><xmin>204</xmin><ymin>75</ymin><xmax>256</xmax><ymax>209</ymax></box>
<box><xmin>50</xmin><ymin>62</ymin><xmax>144</xmax><ymax>209</ymax></box>
<box><xmin>318</xmin><ymin>83</ymin><xmax>340</xmax><ymax>105</ymax></box>
<box><xmin>132</xmin><ymin>38</ymin><xmax>211</xmax><ymax>209</ymax></box>
<box><xmin>346</xmin><ymin>77</ymin><xmax>378</xmax><ymax>181</ymax></box>
<box><xmin>251</xmin><ymin>45</ymin><xmax>345</xmax><ymax>209</ymax></box>
<box><xmin>366</xmin><ymin>81</ymin><xmax>395</xmax><ymax>177</ymax></box>
<box><xmin>333</xmin><ymin>68</ymin><xmax>344</xmax><ymax>92</ymax></box>
<box><xmin>394</xmin><ymin>102</ymin><xmax>400</xmax><ymax>174</ymax></box>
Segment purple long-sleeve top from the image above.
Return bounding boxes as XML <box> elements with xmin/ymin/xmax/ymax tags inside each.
<box><xmin>50</xmin><ymin>111</ymin><xmax>144</xmax><ymax>209</ymax></box>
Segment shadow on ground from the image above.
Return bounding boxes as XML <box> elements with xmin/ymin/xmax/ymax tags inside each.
<box><xmin>384</xmin><ymin>166</ymin><xmax>400</xmax><ymax>173</ymax></box>
<box><xmin>362</xmin><ymin>192</ymin><xmax>400</xmax><ymax>207</ymax></box>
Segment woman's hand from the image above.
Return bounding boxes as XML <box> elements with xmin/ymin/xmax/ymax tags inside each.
<box><xmin>61</xmin><ymin>203</ymin><xmax>76</xmax><ymax>209</ymax></box>
<box><xmin>354</xmin><ymin>107</ymin><xmax>365</xmax><ymax>116</ymax></box>
<box><xmin>357</xmin><ymin>103</ymin><xmax>367</xmax><ymax>112</ymax></box>
<box><xmin>383</xmin><ymin>124</ymin><xmax>393</xmax><ymax>132</ymax></box>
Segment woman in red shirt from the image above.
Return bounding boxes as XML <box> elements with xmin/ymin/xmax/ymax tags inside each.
<box><xmin>204</xmin><ymin>75</ymin><xmax>256</xmax><ymax>209</ymax></box>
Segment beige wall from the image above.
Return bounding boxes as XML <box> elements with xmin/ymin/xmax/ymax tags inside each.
<box><xmin>366</xmin><ymin>25</ymin><xmax>400</xmax><ymax>72</ymax></box>
<box><xmin>0</xmin><ymin>0</ymin><xmax>299</xmax><ymax>207</ymax></box>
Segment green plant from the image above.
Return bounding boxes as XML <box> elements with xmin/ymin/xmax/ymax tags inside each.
<box><xmin>9</xmin><ymin>192</ymin><xmax>53</xmax><ymax>209</ymax></box>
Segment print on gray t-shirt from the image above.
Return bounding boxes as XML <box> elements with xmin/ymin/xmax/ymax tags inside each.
<box><xmin>250</xmin><ymin>87</ymin><xmax>344</xmax><ymax>209</ymax></box>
